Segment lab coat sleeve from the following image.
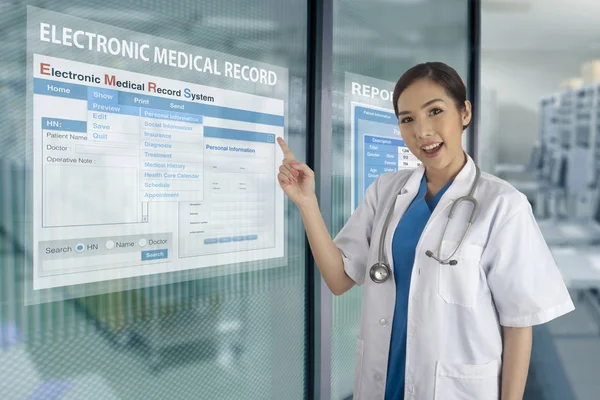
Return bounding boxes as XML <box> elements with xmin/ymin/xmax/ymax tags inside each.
<box><xmin>482</xmin><ymin>201</ymin><xmax>575</xmax><ymax>327</ymax></box>
<box><xmin>332</xmin><ymin>178</ymin><xmax>379</xmax><ymax>285</ymax></box>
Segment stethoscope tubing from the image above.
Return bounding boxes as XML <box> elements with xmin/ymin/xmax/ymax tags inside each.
<box><xmin>370</xmin><ymin>166</ymin><xmax>481</xmax><ymax>283</ymax></box>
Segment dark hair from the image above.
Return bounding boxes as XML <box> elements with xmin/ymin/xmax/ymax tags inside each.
<box><xmin>392</xmin><ymin>62</ymin><xmax>470</xmax><ymax>130</ymax></box>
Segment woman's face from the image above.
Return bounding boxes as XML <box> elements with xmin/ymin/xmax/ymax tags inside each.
<box><xmin>395</xmin><ymin>78</ymin><xmax>471</xmax><ymax>172</ymax></box>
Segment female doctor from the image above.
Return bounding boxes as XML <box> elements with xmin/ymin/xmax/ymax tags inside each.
<box><xmin>277</xmin><ymin>62</ymin><xmax>574</xmax><ymax>400</ymax></box>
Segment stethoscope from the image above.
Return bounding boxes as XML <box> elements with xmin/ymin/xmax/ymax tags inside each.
<box><xmin>369</xmin><ymin>166</ymin><xmax>481</xmax><ymax>284</ymax></box>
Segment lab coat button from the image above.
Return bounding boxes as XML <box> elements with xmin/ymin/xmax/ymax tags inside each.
<box><xmin>379</xmin><ymin>318</ymin><xmax>388</xmax><ymax>327</ymax></box>
<box><xmin>374</xmin><ymin>373</ymin><xmax>383</xmax><ymax>382</ymax></box>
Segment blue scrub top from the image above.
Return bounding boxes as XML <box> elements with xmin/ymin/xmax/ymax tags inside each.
<box><xmin>384</xmin><ymin>174</ymin><xmax>453</xmax><ymax>400</ymax></box>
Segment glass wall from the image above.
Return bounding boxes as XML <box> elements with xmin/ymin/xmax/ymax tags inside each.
<box><xmin>330</xmin><ymin>1</ymin><xmax>470</xmax><ymax>398</ymax></box>
<box><xmin>479</xmin><ymin>1</ymin><xmax>600</xmax><ymax>398</ymax></box>
<box><xmin>1</xmin><ymin>1</ymin><xmax>308</xmax><ymax>399</ymax></box>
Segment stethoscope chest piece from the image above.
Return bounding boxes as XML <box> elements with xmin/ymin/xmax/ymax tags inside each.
<box><xmin>369</xmin><ymin>262</ymin><xmax>391</xmax><ymax>283</ymax></box>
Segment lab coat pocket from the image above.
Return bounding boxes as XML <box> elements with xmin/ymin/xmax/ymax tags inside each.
<box><xmin>354</xmin><ymin>338</ymin><xmax>365</xmax><ymax>400</ymax></box>
<box><xmin>434</xmin><ymin>360</ymin><xmax>500</xmax><ymax>400</ymax></box>
<box><xmin>437</xmin><ymin>241</ymin><xmax>483</xmax><ymax>308</ymax></box>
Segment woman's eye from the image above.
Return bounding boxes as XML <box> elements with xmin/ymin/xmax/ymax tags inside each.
<box><xmin>400</xmin><ymin>117</ymin><xmax>413</xmax><ymax>124</ymax></box>
<box><xmin>430</xmin><ymin>108</ymin><xmax>443</xmax><ymax>116</ymax></box>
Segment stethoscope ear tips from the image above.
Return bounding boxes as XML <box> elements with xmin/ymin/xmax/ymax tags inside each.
<box><xmin>426</xmin><ymin>250</ymin><xmax>458</xmax><ymax>266</ymax></box>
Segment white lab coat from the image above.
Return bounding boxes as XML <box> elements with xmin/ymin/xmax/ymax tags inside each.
<box><xmin>333</xmin><ymin>154</ymin><xmax>575</xmax><ymax>400</ymax></box>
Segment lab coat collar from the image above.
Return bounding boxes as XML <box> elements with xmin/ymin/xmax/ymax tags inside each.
<box><xmin>400</xmin><ymin>165</ymin><xmax>426</xmax><ymax>195</ymax></box>
<box><xmin>442</xmin><ymin>153</ymin><xmax>477</xmax><ymax>202</ymax></box>
<box><xmin>400</xmin><ymin>152</ymin><xmax>477</xmax><ymax>198</ymax></box>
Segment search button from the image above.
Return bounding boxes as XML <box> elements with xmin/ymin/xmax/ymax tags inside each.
<box><xmin>141</xmin><ymin>249</ymin><xmax>168</xmax><ymax>261</ymax></box>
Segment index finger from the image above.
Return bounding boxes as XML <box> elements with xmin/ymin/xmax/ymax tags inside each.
<box><xmin>277</xmin><ymin>137</ymin><xmax>296</xmax><ymax>161</ymax></box>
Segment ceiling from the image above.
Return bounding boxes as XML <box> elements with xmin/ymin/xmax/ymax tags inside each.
<box><xmin>482</xmin><ymin>0</ymin><xmax>600</xmax><ymax>52</ymax></box>
<box><xmin>481</xmin><ymin>0</ymin><xmax>600</xmax><ymax>106</ymax></box>
<box><xmin>333</xmin><ymin>0</ymin><xmax>469</xmax><ymax>84</ymax></box>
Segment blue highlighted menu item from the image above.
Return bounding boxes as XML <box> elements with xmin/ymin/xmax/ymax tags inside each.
<box><xmin>42</xmin><ymin>118</ymin><xmax>87</xmax><ymax>133</ymax></box>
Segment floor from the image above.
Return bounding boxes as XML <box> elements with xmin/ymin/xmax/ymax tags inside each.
<box><xmin>547</xmin><ymin>290</ymin><xmax>600</xmax><ymax>400</ymax></box>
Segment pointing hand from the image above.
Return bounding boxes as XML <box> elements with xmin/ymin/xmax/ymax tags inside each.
<box><xmin>277</xmin><ymin>137</ymin><xmax>316</xmax><ymax>207</ymax></box>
